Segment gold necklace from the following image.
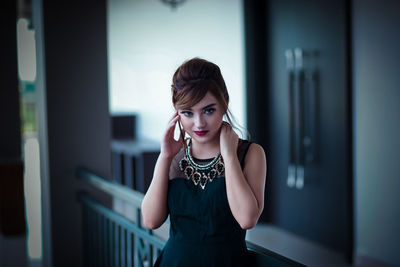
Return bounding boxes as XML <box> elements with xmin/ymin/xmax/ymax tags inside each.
<box><xmin>179</xmin><ymin>139</ymin><xmax>225</xmax><ymax>189</ymax></box>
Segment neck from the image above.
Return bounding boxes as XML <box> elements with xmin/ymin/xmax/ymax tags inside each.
<box><xmin>190</xmin><ymin>137</ymin><xmax>220</xmax><ymax>159</ymax></box>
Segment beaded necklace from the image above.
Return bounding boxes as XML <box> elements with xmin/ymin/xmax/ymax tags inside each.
<box><xmin>179</xmin><ymin>139</ymin><xmax>225</xmax><ymax>189</ymax></box>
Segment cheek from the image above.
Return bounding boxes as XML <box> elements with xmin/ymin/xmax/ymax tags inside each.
<box><xmin>179</xmin><ymin>117</ymin><xmax>191</xmax><ymax>131</ymax></box>
<box><xmin>214</xmin><ymin>112</ymin><xmax>224</xmax><ymax>123</ymax></box>
<box><xmin>210</xmin><ymin>114</ymin><xmax>224</xmax><ymax>129</ymax></box>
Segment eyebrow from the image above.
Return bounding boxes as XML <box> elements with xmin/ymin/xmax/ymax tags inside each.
<box><xmin>202</xmin><ymin>103</ymin><xmax>217</xmax><ymax>110</ymax></box>
<box><xmin>182</xmin><ymin>103</ymin><xmax>216</xmax><ymax>111</ymax></box>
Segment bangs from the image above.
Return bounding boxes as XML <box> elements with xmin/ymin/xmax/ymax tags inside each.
<box><xmin>174</xmin><ymin>80</ymin><xmax>222</xmax><ymax>110</ymax></box>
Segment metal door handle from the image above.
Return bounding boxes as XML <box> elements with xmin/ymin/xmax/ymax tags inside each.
<box><xmin>294</xmin><ymin>48</ymin><xmax>304</xmax><ymax>189</ymax></box>
<box><xmin>285</xmin><ymin>49</ymin><xmax>296</xmax><ymax>188</ymax></box>
<box><xmin>286</xmin><ymin>48</ymin><xmax>309</xmax><ymax>189</ymax></box>
<box><xmin>285</xmin><ymin>48</ymin><xmax>319</xmax><ymax>189</ymax></box>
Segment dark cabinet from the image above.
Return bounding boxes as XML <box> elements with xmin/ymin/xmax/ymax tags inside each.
<box><xmin>111</xmin><ymin>140</ymin><xmax>159</xmax><ymax>194</ymax></box>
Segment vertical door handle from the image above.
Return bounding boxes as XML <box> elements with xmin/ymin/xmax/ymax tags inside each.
<box><xmin>285</xmin><ymin>49</ymin><xmax>296</xmax><ymax>188</ymax></box>
<box><xmin>286</xmin><ymin>49</ymin><xmax>318</xmax><ymax>189</ymax></box>
<box><xmin>294</xmin><ymin>48</ymin><xmax>304</xmax><ymax>189</ymax></box>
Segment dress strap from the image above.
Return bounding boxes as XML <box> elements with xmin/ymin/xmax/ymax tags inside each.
<box><xmin>236</xmin><ymin>139</ymin><xmax>252</xmax><ymax>170</ymax></box>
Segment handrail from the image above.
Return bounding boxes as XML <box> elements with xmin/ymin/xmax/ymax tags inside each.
<box><xmin>77</xmin><ymin>167</ymin><xmax>163</xmax><ymax>266</ymax></box>
<box><xmin>78</xmin><ymin>193</ymin><xmax>165</xmax><ymax>249</ymax></box>
<box><xmin>77</xmin><ymin>167</ymin><xmax>144</xmax><ymax>206</ymax></box>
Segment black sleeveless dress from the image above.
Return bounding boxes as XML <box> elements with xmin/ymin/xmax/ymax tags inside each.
<box><xmin>154</xmin><ymin>139</ymin><xmax>254</xmax><ymax>267</ymax></box>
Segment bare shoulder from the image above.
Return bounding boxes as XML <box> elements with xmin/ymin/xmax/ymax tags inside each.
<box><xmin>246</xmin><ymin>143</ymin><xmax>266</xmax><ymax>162</ymax></box>
<box><xmin>244</xmin><ymin>143</ymin><xmax>267</xmax><ymax>178</ymax></box>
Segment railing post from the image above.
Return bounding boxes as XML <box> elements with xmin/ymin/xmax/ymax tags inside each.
<box><xmin>114</xmin><ymin>223</ymin><xmax>120</xmax><ymax>267</ymax></box>
<box><xmin>82</xmin><ymin>205</ymin><xmax>89</xmax><ymax>267</ymax></box>
<box><xmin>98</xmin><ymin>214</ymin><xmax>103</xmax><ymax>267</ymax></box>
<box><xmin>121</xmin><ymin>228</ymin><xmax>126</xmax><ymax>267</ymax></box>
<box><xmin>136</xmin><ymin>207</ymin><xmax>154</xmax><ymax>267</ymax></box>
<box><xmin>109</xmin><ymin>220</ymin><xmax>114</xmax><ymax>266</ymax></box>
<box><xmin>126</xmin><ymin>230</ymin><xmax>133</xmax><ymax>267</ymax></box>
<box><xmin>103</xmin><ymin>217</ymin><xmax>109</xmax><ymax>267</ymax></box>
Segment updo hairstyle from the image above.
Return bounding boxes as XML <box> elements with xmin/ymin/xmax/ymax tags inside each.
<box><xmin>171</xmin><ymin>57</ymin><xmax>238</xmax><ymax>130</ymax></box>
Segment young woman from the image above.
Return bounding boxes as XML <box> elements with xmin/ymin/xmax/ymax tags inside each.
<box><xmin>141</xmin><ymin>58</ymin><xmax>267</xmax><ymax>266</ymax></box>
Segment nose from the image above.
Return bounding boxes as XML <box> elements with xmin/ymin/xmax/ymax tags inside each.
<box><xmin>194</xmin><ymin>114</ymin><xmax>206</xmax><ymax>128</ymax></box>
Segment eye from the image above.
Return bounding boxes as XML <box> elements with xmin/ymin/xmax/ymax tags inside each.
<box><xmin>204</xmin><ymin>108</ymin><xmax>216</xmax><ymax>115</ymax></box>
<box><xmin>180</xmin><ymin>111</ymin><xmax>193</xmax><ymax>117</ymax></box>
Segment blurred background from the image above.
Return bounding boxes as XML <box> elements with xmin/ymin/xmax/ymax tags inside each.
<box><xmin>1</xmin><ymin>0</ymin><xmax>399</xmax><ymax>266</ymax></box>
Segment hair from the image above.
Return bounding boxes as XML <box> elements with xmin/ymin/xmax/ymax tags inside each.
<box><xmin>171</xmin><ymin>57</ymin><xmax>248</xmax><ymax>139</ymax></box>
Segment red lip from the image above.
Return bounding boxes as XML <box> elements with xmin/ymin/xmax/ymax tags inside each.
<box><xmin>194</xmin><ymin>130</ymin><xmax>209</xmax><ymax>136</ymax></box>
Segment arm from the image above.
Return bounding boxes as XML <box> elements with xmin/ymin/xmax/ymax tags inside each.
<box><xmin>221</xmin><ymin>125</ymin><xmax>267</xmax><ymax>229</ymax></box>
<box><xmin>141</xmin><ymin>154</ymin><xmax>172</xmax><ymax>229</ymax></box>
<box><xmin>141</xmin><ymin>113</ymin><xmax>183</xmax><ymax>229</ymax></box>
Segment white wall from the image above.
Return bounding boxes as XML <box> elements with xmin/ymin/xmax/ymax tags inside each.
<box><xmin>107</xmin><ymin>0</ymin><xmax>245</xmax><ymax>141</ymax></box>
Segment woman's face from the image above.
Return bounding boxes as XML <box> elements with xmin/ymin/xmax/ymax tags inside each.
<box><xmin>178</xmin><ymin>91</ymin><xmax>225</xmax><ymax>145</ymax></box>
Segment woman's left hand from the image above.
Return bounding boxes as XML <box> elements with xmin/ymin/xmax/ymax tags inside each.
<box><xmin>220</xmin><ymin>122</ymin><xmax>239</xmax><ymax>159</ymax></box>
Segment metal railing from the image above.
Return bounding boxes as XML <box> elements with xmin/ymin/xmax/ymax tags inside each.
<box><xmin>77</xmin><ymin>167</ymin><xmax>305</xmax><ymax>267</ymax></box>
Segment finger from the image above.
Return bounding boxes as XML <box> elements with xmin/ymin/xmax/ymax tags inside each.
<box><xmin>221</xmin><ymin>123</ymin><xmax>230</xmax><ymax>133</ymax></box>
<box><xmin>222</xmin><ymin>121</ymin><xmax>230</xmax><ymax>129</ymax></box>
<box><xmin>167</xmin><ymin>112</ymin><xmax>179</xmax><ymax>126</ymax></box>
<box><xmin>165</xmin><ymin>119</ymin><xmax>179</xmax><ymax>140</ymax></box>
<box><xmin>171</xmin><ymin>114</ymin><xmax>180</xmax><ymax>124</ymax></box>
<box><xmin>222</xmin><ymin>121</ymin><xmax>230</xmax><ymax>127</ymax></box>
<box><xmin>170</xmin><ymin>110</ymin><xmax>178</xmax><ymax>119</ymax></box>
<box><xmin>166</xmin><ymin>123</ymin><xmax>178</xmax><ymax>138</ymax></box>
<box><xmin>167</xmin><ymin>115</ymin><xmax>179</xmax><ymax>130</ymax></box>
<box><xmin>168</xmin><ymin>114</ymin><xmax>179</xmax><ymax>125</ymax></box>
<box><xmin>220</xmin><ymin>126</ymin><xmax>227</xmax><ymax>137</ymax></box>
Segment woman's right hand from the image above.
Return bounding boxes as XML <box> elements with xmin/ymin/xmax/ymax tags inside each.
<box><xmin>142</xmin><ymin>112</ymin><xmax>181</xmax><ymax>229</ymax></box>
<box><xmin>160</xmin><ymin>112</ymin><xmax>184</xmax><ymax>159</ymax></box>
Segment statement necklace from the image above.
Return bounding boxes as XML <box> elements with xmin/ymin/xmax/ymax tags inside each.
<box><xmin>179</xmin><ymin>139</ymin><xmax>225</xmax><ymax>190</ymax></box>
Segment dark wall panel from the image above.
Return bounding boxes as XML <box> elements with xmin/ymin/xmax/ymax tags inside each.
<box><xmin>41</xmin><ymin>1</ymin><xmax>111</xmax><ymax>266</ymax></box>
<box><xmin>353</xmin><ymin>0</ymin><xmax>400</xmax><ymax>265</ymax></box>
<box><xmin>0</xmin><ymin>1</ymin><xmax>21</xmax><ymax>160</ymax></box>
<box><xmin>243</xmin><ymin>0</ymin><xmax>269</xmax><ymax>150</ymax></box>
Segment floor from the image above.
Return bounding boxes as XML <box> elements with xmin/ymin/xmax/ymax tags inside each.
<box><xmin>0</xmin><ymin>234</ymin><xmax>27</xmax><ymax>267</ymax></box>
